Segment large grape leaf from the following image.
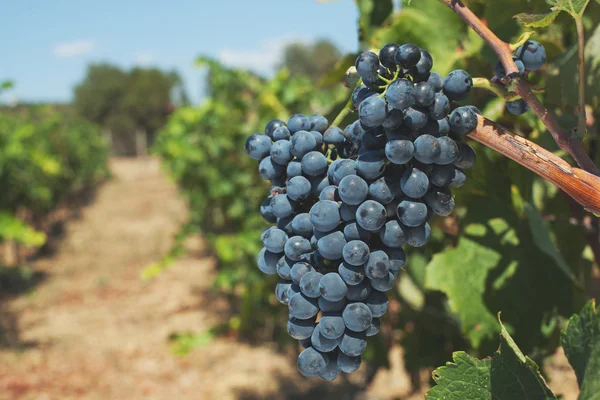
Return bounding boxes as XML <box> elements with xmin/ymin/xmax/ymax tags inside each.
<box><xmin>426</xmin><ymin>319</ymin><xmax>557</xmax><ymax>399</ymax></box>
<box><xmin>425</xmin><ymin>237</ymin><xmax>502</xmax><ymax>347</ymax></box>
<box><xmin>561</xmin><ymin>300</ymin><xmax>600</xmax><ymax>398</ymax></box>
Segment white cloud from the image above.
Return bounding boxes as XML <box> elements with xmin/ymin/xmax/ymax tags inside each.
<box><xmin>217</xmin><ymin>36</ymin><xmax>314</xmax><ymax>75</ymax></box>
<box><xmin>134</xmin><ymin>52</ymin><xmax>155</xmax><ymax>66</ymax></box>
<box><xmin>54</xmin><ymin>40</ymin><xmax>94</xmax><ymax>58</ymax></box>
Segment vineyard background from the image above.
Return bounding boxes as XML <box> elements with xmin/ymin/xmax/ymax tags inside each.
<box><xmin>1</xmin><ymin>0</ymin><xmax>600</xmax><ymax>398</ymax></box>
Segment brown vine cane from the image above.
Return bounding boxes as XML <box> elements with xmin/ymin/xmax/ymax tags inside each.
<box><xmin>468</xmin><ymin>116</ymin><xmax>600</xmax><ymax>214</ymax></box>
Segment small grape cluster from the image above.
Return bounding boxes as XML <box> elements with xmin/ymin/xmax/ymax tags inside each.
<box><xmin>495</xmin><ymin>39</ymin><xmax>546</xmax><ymax>115</ymax></box>
<box><xmin>244</xmin><ymin>42</ymin><xmax>478</xmax><ymax>381</ymax></box>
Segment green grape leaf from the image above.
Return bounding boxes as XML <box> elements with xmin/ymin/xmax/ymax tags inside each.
<box><xmin>425</xmin><ymin>237</ymin><xmax>502</xmax><ymax>347</ymax></box>
<box><xmin>524</xmin><ymin>203</ymin><xmax>580</xmax><ymax>286</ymax></box>
<box><xmin>427</xmin><ymin>318</ymin><xmax>557</xmax><ymax>399</ymax></box>
<box><xmin>561</xmin><ymin>300</ymin><xmax>600</xmax><ymax>398</ymax></box>
<box><xmin>356</xmin><ymin>0</ymin><xmax>394</xmax><ymax>47</ymax></box>
<box><xmin>513</xmin><ymin>9</ymin><xmax>561</xmax><ymax>28</ymax></box>
<box><xmin>545</xmin><ymin>0</ymin><xmax>590</xmax><ymax>16</ymax></box>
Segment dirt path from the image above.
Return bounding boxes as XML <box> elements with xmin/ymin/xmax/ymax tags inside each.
<box><xmin>0</xmin><ymin>158</ymin><xmax>576</xmax><ymax>400</ymax></box>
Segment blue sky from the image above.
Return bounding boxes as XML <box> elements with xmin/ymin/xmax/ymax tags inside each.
<box><xmin>1</xmin><ymin>0</ymin><xmax>360</xmax><ymax>104</ymax></box>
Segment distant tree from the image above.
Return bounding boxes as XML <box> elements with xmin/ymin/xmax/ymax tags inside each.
<box><xmin>74</xmin><ymin>64</ymin><xmax>186</xmax><ymax>155</ymax></box>
<box><xmin>280</xmin><ymin>39</ymin><xmax>341</xmax><ymax>82</ymax></box>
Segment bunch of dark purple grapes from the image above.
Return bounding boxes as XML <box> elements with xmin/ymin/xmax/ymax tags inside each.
<box><xmin>244</xmin><ymin>42</ymin><xmax>478</xmax><ymax>381</ymax></box>
<box><xmin>495</xmin><ymin>39</ymin><xmax>546</xmax><ymax>115</ymax></box>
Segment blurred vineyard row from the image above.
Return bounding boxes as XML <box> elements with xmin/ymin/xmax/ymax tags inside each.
<box><xmin>0</xmin><ymin>106</ymin><xmax>109</xmax><ymax>265</ymax></box>
<box><xmin>153</xmin><ymin>0</ymin><xmax>600</xmax><ymax>381</ymax></box>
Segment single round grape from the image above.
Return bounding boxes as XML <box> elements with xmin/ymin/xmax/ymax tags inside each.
<box><xmin>310</xmin><ymin>130</ymin><xmax>324</xmax><ymax>147</ymax></box>
<box><xmin>382</xmin><ymin>108</ymin><xmax>405</xmax><ymax>130</ymax></box>
<box><xmin>412</xmin><ymin>49</ymin><xmax>433</xmax><ymax>77</ymax></box>
<box><xmin>428</xmin><ymin>92</ymin><xmax>450</xmax><ymax>120</ymax></box>
<box><xmin>324</xmin><ymin>126</ymin><xmax>346</xmax><ymax>145</ymax></box>
<box><xmin>413</xmin><ymin>134</ymin><xmax>441</xmax><ymax>164</ymax></box>
<box><xmin>309</xmin><ymin>200</ymin><xmax>340</xmax><ymax>232</ymax></box>
<box><xmin>365</xmin><ymin>250</ymin><xmax>390</xmax><ymax>280</ymax></box>
<box><xmin>319</xmin><ymin>185</ymin><xmax>338</xmax><ymax>202</ymax></box>
<box><xmin>401</xmin><ymin>167</ymin><xmax>429</xmax><ymax>198</ymax></box>
<box><xmin>300</xmin><ymin>271</ymin><xmax>324</xmax><ymax>298</ymax></box>
<box><xmin>286</xmin><ymin>161</ymin><xmax>302</xmax><ymax>178</ymax></box>
<box><xmin>265</xmin><ymin>119</ymin><xmax>286</xmax><ymax>138</ymax></box>
<box><xmin>425</xmin><ymin>187</ymin><xmax>455</xmax><ymax>216</ymax></box>
<box><xmin>450</xmin><ymin>106</ymin><xmax>478</xmax><ymax>136</ymax></box>
<box><xmin>309</xmin><ymin>114</ymin><xmax>329</xmax><ymax>133</ymax></box>
<box><xmin>276</xmin><ymin>279</ymin><xmax>293</xmax><ymax>305</ymax></box>
<box><xmin>356</xmin><ymin>200</ymin><xmax>387</xmax><ymax>232</ymax></box>
<box><xmin>297</xmin><ymin>347</ymin><xmax>327</xmax><ymax>377</ymax></box>
<box><xmin>359</xmin><ymin>95</ymin><xmax>388</xmax><ymax>129</ymax></box>
<box><xmin>287</xmin><ymin>317</ymin><xmax>315</xmax><ymax>340</ymax></box>
<box><xmin>516</xmin><ymin>40</ymin><xmax>546</xmax><ymax>71</ymax></box>
<box><xmin>365</xmin><ymin>290</ymin><xmax>389</xmax><ymax>317</ymax></box>
<box><xmin>385</xmin><ymin>139</ymin><xmax>414</xmax><ymax>165</ymax></box>
<box><xmin>355</xmin><ymin>51</ymin><xmax>380</xmax><ymax>82</ymax></box>
<box><xmin>257</xmin><ymin>247</ymin><xmax>280</xmax><ymax>275</ymax></box>
<box><xmin>397</xmin><ymin>199</ymin><xmax>428</xmax><ymax>227</ymax></box>
<box><xmin>342</xmin><ymin>240</ymin><xmax>370</xmax><ymax>267</ymax></box>
<box><xmin>290</xmin><ymin>262</ymin><xmax>314</xmax><ymax>285</ymax></box>
<box><xmin>379</xmin><ymin>42</ymin><xmax>400</xmax><ymax>69</ymax></box>
<box><xmin>449</xmin><ymin>168</ymin><xmax>467</xmax><ymax>188</ymax></box>
<box><xmin>245</xmin><ymin>134</ymin><xmax>272</xmax><ymax>160</ymax></box>
<box><xmin>338</xmin><ymin>261</ymin><xmax>366</xmax><ymax>286</ymax></box>
<box><xmin>414</xmin><ymin>81</ymin><xmax>435</xmax><ymax>107</ymax></box>
<box><xmin>395</xmin><ymin>43</ymin><xmax>421</xmax><ymax>69</ymax></box>
<box><xmin>260</xmin><ymin>197</ymin><xmax>277</xmax><ymax>223</ymax></box>
<box><xmin>291</xmin><ymin>130</ymin><xmax>317</xmax><ymax>158</ymax></box>
<box><xmin>320</xmin><ymin>272</ymin><xmax>348</xmax><ymax>302</ymax></box>
<box><xmin>311</xmin><ymin>325</ymin><xmax>339</xmax><ymax>352</ymax></box>
<box><xmin>270</xmin><ymin>194</ymin><xmax>295</xmax><ymax>218</ymax></box>
<box><xmin>272</xmin><ymin>126</ymin><xmax>291</xmax><ymax>141</ymax></box>
<box><xmin>301</xmin><ymin>151</ymin><xmax>328</xmax><ymax>177</ymax></box>
<box><xmin>357</xmin><ymin>151</ymin><xmax>386</xmax><ymax>180</ymax></box>
<box><xmin>338</xmin><ymin>353</ymin><xmax>361</xmax><ymax>373</ymax></box>
<box><xmin>339</xmin><ymin>330</ymin><xmax>367</xmax><ymax>357</ymax></box>
<box><xmin>289</xmin><ymin>293</ymin><xmax>319</xmax><ymax>319</ymax></box>
<box><xmin>366</xmin><ymin>319</ymin><xmax>381</xmax><ymax>336</ymax></box>
<box><xmin>455</xmin><ymin>143</ymin><xmax>476</xmax><ymax>169</ymax></box>
<box><xmin>342</xmin><ymin>302</ymin><xmax>373</xmax><ymax>332</ymax></box>
<box><xmin>380</xmin><ymin>220</ymin><xmax>408</xmax><ymax>248</ymax></box>
<box><xmin>261</xmin><ymin>227</ymin><xmax>288</xmax><ymax>253</ymax></box>
<box><xmin>385</xmin><ymin>246</ymin><xmax>406</xmax><ymax>274</ymax></box>
<box><xmin>318</xmin><ymin>313</ymin><xmax>345</xmax><ymax>340</ymax></box>
<box><xmin>369</xmin><ymin>271</ymin><xmax>395</xmax><ymax>292</ymax></box>
<box><xmin>386</xmin><ymin>79</ymin><xmax>415</xmax><ymax>111</ymax></box>
<box><xmin>286</xmin><ymin>176</ymin><xmax>310</xmax><ymax>201</ymax></box>
<box><xmin>436</xmin><ymin>136</ymin><xmax>459</xmax><ymax>165</ymax></box>
<box><xmin>339</xmin><ymin>205</ymin><xmax>358</xmax><ymax>225</ymax></box>
<box><xmin>259</xmin><ymin>156</ymin><xmax>285</xmax><ymax>181</ymax></box>
<box><xmin>406</xmin><ymin>222</ymin><xmax>431</xmax><ymax>248</ymax></box>
<box><xmin>337</xmin><ymin>175</ymin><xmax>368</xmax><ymax>206</ymax></box>
<box><xmin>368</xmin><ymin>177</ymin><xmax>397</xmax><ymax>205</ymax></box>
<box><xmin>427</xmin><ymin>72</ymin><xmax>443</xmax><ymax>92</ymax></box>
<box><xmin>403</xmin><ymin>107</ymin><xmax>428</xmax><ymax>131</ymax></box>
<box><xmin>318</xmin><ymin>296</ymin><xmax>347</xmax><ymax>313</ymax></box>
<box><xmin>284</xmin><ymin>235</ymin><xmax>312</xmax><ymax>261</ymax></box>
<box><xmin>288</xmin><ymin>114</ymin><xmax>311</xmax><ymax>134</ymax></box>
<box><xmin>343</xmin><ymin>222</ymin><xmax>372</xmax><ymax>242</ymax></box>
<box><xmin>333</xmin><ymin>159</ymin><xmax>358</xmax><ymax>185</ymax></box>
<box><xmin>430</xmin><ymin>164</ymin><xmax>456</xmax><ymax>187</ymax></box>
<box><xmin>443</xmin><ymin>69</ymin><xmax>473</xmax><ymax>101</ymax></box>
<box><xmin>506</xmin><ymin>99</ymin><xmax>530</xmax><ymax>115</ymax></box>
<box><xmin>317</xmin><ymin>231</ymin><xmax>346</xmax><ymax>261</ymax></box>
<box><xmin>346</xmin><ymin>280</ymin><xmax>372</xmax><ymax>301</ymax></box>
<box><xmin>495</xmin><ymin>56</ymin><xmax>525</xmax><ymax>80</ymax></box>
<box><xmin>291</xmin><ymin>213</ymin><xmax>313</xmax><ymax>238</ymax></box>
